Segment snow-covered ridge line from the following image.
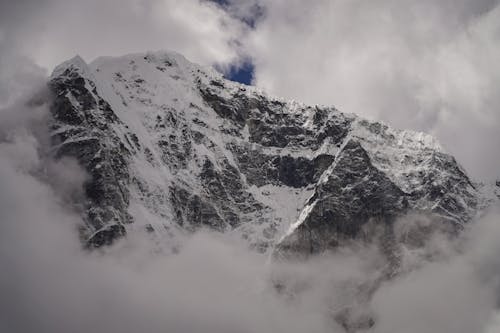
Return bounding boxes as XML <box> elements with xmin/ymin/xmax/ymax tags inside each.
<box><xmin>51</xmin><ymin>55</ymin><xmax>93</xmax><ymax>80</ymax></box>
<box><xmin>50</xmin><ymin>50</ymin><xmax>448</xmax><ymax>154</ymax></box>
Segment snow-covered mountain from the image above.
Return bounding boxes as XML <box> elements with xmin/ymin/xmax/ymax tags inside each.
<box><xmin>48</xmin><ymin>50</ymin><xmax>493</xmax><ymax>256</ymax></box>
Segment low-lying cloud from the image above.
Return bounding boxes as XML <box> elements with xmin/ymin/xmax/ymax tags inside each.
<box><xmin>371</xmin><ymin>210</ymin><xmax>500</xmax><ymax>333</ymax></box>
<box><xmin>1</xmin><ymin>88</ymin><xmax>500</xmax><ymax>332</ymax></box>
<box><xmin>1</xmin><ymin>2</ymin><xmax>500</xmax><ymax>331</ymax></box>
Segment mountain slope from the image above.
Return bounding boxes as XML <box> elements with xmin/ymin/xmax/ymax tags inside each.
<box><xmin>48</xmin><ymin>50</ymin><xmax>483</xmax><ymax>254</ymax></box>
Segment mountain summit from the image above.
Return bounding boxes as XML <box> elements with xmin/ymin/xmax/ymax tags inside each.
<box><xmin>48</xmin><ymin>50</ymin><xmax>489</xmax><ymax>255</ymax></box>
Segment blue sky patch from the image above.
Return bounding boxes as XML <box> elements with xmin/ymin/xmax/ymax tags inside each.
<box><xmin>210</xmin><ymin>0</ymin><xmax>230</xmax><ymax>6</ymax></box>
<box><xmin>216</xmin><ymin>61</ymin><xmax>255</xmax><ymax>85</ymax></box>
<box><xmin>227</xmin><ymin>62</ymin><xmax>254</xmax><ymax>85</ymax></box>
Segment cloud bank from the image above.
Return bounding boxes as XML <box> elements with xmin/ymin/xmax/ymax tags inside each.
<box><xmin>1</xmin><ymin>2</ymin><xmax>500</xmax><ymax>332</ymax></box>
<box><xmin>0</xmin><ymin>0</ymin><xmax>247</xmax><ymax>71</ymax></box>
<box><xmin>1</xmin><ymin>93</ymin><xmax>500</xmax><ymax>332</ymax></box>
<box><xmin>1</xmin><ymin>0</ymin><xmax>499</xmax><ymax>179</ymax></box>
<box><xmin>244</xmin><ymin>0</ymin><xmax>500</xmax><ymax>180</ymax></box>
<box><xmin>0</xmin><ymin>84</ymin><xmax>499</xmax><ymax>333</ymax></box>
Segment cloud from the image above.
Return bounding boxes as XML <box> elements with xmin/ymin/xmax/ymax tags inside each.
<box><xmin>0</xmin><ymin>0</ymin><xmax>246</xmax><ymax>71</ymax></box>
<box><xmin>1</xmin><ymin>82</ymin><xmax>500</xmax><ymax>332</ymax></box>
<box><xmin>0</xmin><ymin>127</ymin><xmax>338</xmax><ymax>332</ymax></box>
<box><xmin>370</xmin><ymin>208</ymin><xmax>500</xmax><ymax>333</ymax></box>
<box><xmin>207</xmin><ymin>0</ymin><xmax>265</xmax><ymax>28</ymax></box>
<box><xmin>372</xmin><ymin>259</ymin><xmax>494</xmax><ymax>333</ymax></box>
<box><xmin>1</xmin><ymin>2</ymin><xmax>500</xmax><ymax>332</ymax></box>
<box><xmin>0</xmin><ymin>73</ymin><xmax>342</xmax><ymax>332</ymax></box>
<box><xmin>244</xmin><ymin>0</ymin><xmax>500</xmax><ymax>180</ymax></box>
<box><xmin>1</xmin><ymin>0</ymin><xmax>498</xmax><ymax>179</ymax></box>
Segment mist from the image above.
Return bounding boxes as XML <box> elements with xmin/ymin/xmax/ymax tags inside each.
<box><xmin>1</xmin><ymin>1</ymin><xmax>500</xmax><ymax>331</ymax></box>
<box><xmin>2</xmin><ymin>0</ymin><xmax>499</xmax><ymax>179</ymax></box>
<box><xmin>244</xmin><ymin>0</ymin><xmax>500</xmax><ymax>180</ymax></box>
<box><xmin>1</xmin><ymin>88</ymin><xmax>500</xmax><ymax>332</ymax></box>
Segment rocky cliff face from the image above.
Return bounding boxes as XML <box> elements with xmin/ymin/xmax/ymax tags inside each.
<box><xmin>48</xmin><ymin>51</ymin><xmax>483</xmax><ymax>255</ymax></box>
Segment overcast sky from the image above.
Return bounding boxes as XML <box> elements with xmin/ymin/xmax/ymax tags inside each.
<box><xmin>1</xmin><ymin>2</ymin><xmax>500</xmax><ymax>332</ymax></box>
<box><xmin>0</xmin><ymin>0</ymin><xmax>499</xmax><ymax>180</ymax></box>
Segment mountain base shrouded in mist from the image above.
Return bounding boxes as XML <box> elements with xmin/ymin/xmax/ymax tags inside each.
<box><xmin>0</xmin><ymin>49</ymin><xmax>499</xmax><ymax>333</ymax></box>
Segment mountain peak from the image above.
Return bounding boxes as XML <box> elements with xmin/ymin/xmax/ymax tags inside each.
<box><xmin>50</xmin><ymin>55</ymin><xmax>91</xmax><ymax>80</ymax></box>
<box><xmin>47</xmin><ymin>50</ymin><xmax>488</xmax><ymax>254</ymax></box>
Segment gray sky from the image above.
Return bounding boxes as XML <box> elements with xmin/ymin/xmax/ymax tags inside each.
<box><xmin>0</xmin><ymin>0</ymin><xmax>499</xmax><ymax>179</ymax></box>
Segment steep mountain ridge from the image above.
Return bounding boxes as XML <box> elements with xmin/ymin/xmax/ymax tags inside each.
<box><xmin>48</xmin><ymin>50</ymin><xmax>484</xmax><ymax>254</ymax></box>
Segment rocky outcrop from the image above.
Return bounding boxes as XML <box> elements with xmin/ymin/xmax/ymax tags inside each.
<box><xmin>276</xmin><ymin>129</ymin><xmax>480</xmax><ymax>257</ymax></box>
<box><xmin>48</xmin><ymin>51</ymin><xmax>482</xmax><ymax>253</ymax></box>
<box><xmin>277</xmin><ymin>139</ymin><xmax>407</xmax><ymax>256</ymax></box>
<box><xmin>49</xmin><ymin>56</ymin><xmax>131</xmax><ymax>247</ymax></box>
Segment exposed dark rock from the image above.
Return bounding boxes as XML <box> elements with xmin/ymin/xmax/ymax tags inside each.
<box><xmin>47</xmin><ymin>52</ymin><xmax>485</xmax><ymax>255</ymax></box>
<box><xmin>87</xmin><ymin>224</ymin><xmax>126</xmax><ymax>248</ymax></box>
<box><xmin>277</xmin><ymin>140</ymin><xmax>407</xmax><ymax>256</ymax></box>
<box><xmin>49</xmin><ymin>59</ymin><xmax>132</xmax><ymax>246</ymax></box>
<box><xmin>169</xmin><ymin>185</ymin><xmax>225</xmax><ymax>231</ymax></box>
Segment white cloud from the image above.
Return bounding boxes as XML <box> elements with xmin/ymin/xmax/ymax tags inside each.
<box><xmin>370</xmin><ymin>208</ymin><xmax>500</xmax><ymax>333</ymax></box>
<box><xmin>2</xmin><ymin>2</ymin><xmax>500</xmax><ymax>332</ymax></box>
<box><xmin>245</xmin><ymin>0</ymin><xmax>500</xmax><ymax>180</ymax></box>
<box><xmin>0</xmin><ymin>0</ymin><xmax>246</xmax><ymax>71</ymax></box>
<box><xmin>1</xmin><ymin>0</ymin><xmax>498</xmax><ymax>178</ymax></box>
<box><xmin>0</xmin><ymin>68</ymin><xmax>499</xmax><ymax>332</ymax></box>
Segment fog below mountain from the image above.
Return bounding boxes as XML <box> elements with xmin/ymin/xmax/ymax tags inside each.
<box><xmin>2</xmin><ymin>1</ymin><xmax>500</xmax><ymax>327</ymax></box>
<box><xmin>1</xmin><ymin>90</ymin><xmax>500</xmax><ymax>333</ymax></box>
